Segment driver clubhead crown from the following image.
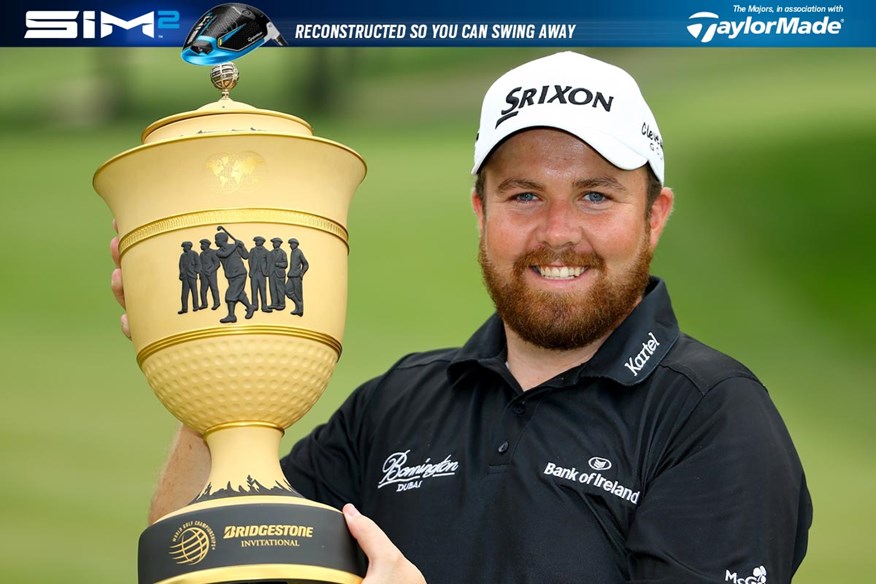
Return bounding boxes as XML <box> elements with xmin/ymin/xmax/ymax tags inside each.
<box><xmin>181</xmin><ymin>3</ymin><xmax>287</xmax><ymax>66</ymax></box>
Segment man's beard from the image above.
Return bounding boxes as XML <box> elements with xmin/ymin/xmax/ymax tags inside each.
<box><xmin>479</xmin><ymin>238</ymin><xmax>652</xmax><ymax>351</ymax></box>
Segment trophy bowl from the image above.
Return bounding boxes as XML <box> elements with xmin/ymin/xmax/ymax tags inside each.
<box><xmin>93</xmin><ymin>64</ymin><xmax>367</xmax><ymax>584</ymax></box>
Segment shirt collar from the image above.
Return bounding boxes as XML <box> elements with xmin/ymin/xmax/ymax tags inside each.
<box><xmin>448</xmin><ymin>276</ymin><xmax>680</xmax><ymax>389</ymax></box>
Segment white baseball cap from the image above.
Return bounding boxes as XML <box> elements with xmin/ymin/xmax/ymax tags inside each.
<box><xmin>472</xmin><ymin>51</ymin><xmax>664</xmax><ymax>184</ymax></box>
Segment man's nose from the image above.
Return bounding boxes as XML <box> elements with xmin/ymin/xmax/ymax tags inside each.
<box><xmin>537</xmin><ymin>200</ymin><xmax>582</xmax><ymax>249</ymax></box>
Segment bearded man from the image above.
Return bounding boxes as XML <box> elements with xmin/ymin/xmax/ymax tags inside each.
<box><xmin>112</xmin><ymin>52</ymin><xmax>811</xmax><ymax>584</ymax></box>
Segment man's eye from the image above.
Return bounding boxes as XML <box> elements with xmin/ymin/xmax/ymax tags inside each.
<box><xmin>514</xmin><ymin>192</ymin><xmax>538</xmax><ymax>202</ymax></box>
<box><xmin>583</xmin><ymin>192</ymin><xmax>608</xmax><ymax>203</ymax></box>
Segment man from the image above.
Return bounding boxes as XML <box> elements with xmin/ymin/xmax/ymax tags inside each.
<box><xmin>285</xmin><ymin>237</ymin><xmax>308</xmax><ymax>316</ymax></box>
<box><xmin>248</xmin><ymin>235</ymin><xmax>272</xmax><ymax>313</ymax></box>
<box><xmin>214</xmin><ymin>231</ymin><xmax>257</xmax><ymax>324</ymax></box>
<box><xmin>111</xmin><ymin>52</ymin><xmax>810</xmax><ymax>583</ymax></box>
<box><xmin>267</xmin><ymin>236</ymin><xmax>288</xmax><ymax>310</ymax></box>
<box><xmin>197</xmin><ymin>238</ymin><xmax>221</xmax><ymax>311</ymax></box>
<box><xmin>177</xmin><ymin>241</ymin><xmax>200</xmax><ymax>314</ymax></box>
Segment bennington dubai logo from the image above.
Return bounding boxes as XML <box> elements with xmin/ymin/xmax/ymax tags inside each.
<box><xmin>687</xmin><ymin>10</ymin><xmax>843</xmax><ymax>43</ymax></box>
<box><xmin>378</xmin><ymin>450</ymin><xmax>459</xmax><ymax>492</ymax></box>
<box><xmin>169</xmin><ymin>520</ymin><xmax>217</xmax><ymax>566</ymax></box>
<box><xmin>496</xmin><ymin>85</ymin><xmax>614</xmax><ymax>128</ymax></box>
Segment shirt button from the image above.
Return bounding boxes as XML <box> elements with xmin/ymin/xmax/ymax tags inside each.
<box><xmin>512</xmin><ymin>404</ymin><xmax>526</xmax><ymax>415</ymax></box>
<box><xmin>497</xmin><ymin>441</ymin><xmax>509</xmax><ymax>454</ymax></box>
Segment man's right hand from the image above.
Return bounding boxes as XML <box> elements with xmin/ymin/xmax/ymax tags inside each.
<box><xmin>110</xmin><ymin>221</ymin><xmax>211</xmax><ymax>525</ymax></box>
<box><xmin>110</xmin><ymin>220</ymin><xmax>131</xmax><ymax>339</ymax></box>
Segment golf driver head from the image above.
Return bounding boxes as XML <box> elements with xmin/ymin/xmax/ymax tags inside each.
<box><xmin>181</xmin><ymin>3</ymin><xmax>287</xmax><ymax>66</ymax></box>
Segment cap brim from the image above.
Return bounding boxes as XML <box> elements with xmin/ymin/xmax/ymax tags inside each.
<box><xmin>472</xmin><ymin>119</ymin><xmax>649</xmax><ymax>177</ymax></box>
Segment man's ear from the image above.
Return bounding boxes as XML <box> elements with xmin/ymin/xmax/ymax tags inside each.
<box><xmin>648</xmin><ymin>187</ymin><xmax>674</xmax><ymax>250</ymax></box>
<box><xmin>471</xmin><ymin>190</ymin><xmax>485</xmax><ymax>235</ymax></box>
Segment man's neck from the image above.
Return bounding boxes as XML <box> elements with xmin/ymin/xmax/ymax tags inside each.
<box><xmin>504</xmin><ymin>326</ymin><xmax>609</xmax><ymax>391</ymax></box>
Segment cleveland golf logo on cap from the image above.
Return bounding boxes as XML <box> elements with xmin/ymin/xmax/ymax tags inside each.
<box><xmin>495</xmin><ymin>84</ymin><xmax>615</xmax><ymax>128</ymax></box>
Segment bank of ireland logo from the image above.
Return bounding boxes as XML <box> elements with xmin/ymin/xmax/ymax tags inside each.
<box><xmin>588</xmin><ymin>456</ymin><xmax>612</xmax><ymax>471</ymax></box>
<box><xmin>169</xmin><ymin>520</ymin><xmax>217</xmax><ymax>565</ymax></box>
<box><xmin>687</xmin><ymin>12</ymin><xmax>720</xmax><ymax>43</ymax></box>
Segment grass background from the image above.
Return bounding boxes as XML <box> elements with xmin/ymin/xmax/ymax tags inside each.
<box><xmin>0</xmin><ymin>47</ymin><xmax>873</xmax><ymax>581</ymax></box>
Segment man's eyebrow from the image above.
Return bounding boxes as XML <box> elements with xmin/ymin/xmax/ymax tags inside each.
<box><xmin>496</xmin><ymin>178</ymin><xmax>543</xmax><ymax>192</ymax></box>
<box><xmin>574</xmin><ymin>176</ymin><xmax>629</xmax><ymax>192</ymax></box>
<box><xmin>495</xmin><ymin>176</ymin><xmax>630</xmax><ymax>193</ymax></box>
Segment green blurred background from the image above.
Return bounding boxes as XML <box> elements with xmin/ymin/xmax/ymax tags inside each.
<box><xmin>0</xmin><ymin>47</ymin><xmax>873</xmax><ymax>582</ymax></box>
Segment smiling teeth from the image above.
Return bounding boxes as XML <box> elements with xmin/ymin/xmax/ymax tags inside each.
<box><xmin>537</xmin><ymin>266</ymin><xmax>585</xmax><ymax>279</ymax></box>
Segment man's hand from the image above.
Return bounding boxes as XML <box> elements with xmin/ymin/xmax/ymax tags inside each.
<box><xmin>343</xmin><ymin>504</ymin><xmax>426</xmax><ymax>584</ymax></box>
<box><xmin>110</xmin><ymin>219</ymin><xmax>131</xmax><ymax>339</ymax></box>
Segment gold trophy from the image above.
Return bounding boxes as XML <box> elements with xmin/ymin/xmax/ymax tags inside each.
<box><xmin>93</xmin><ymin>63</ymin><xmax>367</xmax><ymax>584</ymax></box>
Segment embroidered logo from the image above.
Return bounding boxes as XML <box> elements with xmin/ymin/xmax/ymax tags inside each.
<box><xmin>725</xmin><ymin>565</ymin><xmax>767</xmax><ymax>583</ymax></box>
<box><xmin>623</xmin><ymin>331</ymin><xmax>660</xmax><ymax>377</ymax></box>
<box><xmin>543</xmin><ymin>461</ymin><xmax>639</xmax><ymax>505</ymax></box>
<box><xmin>378</xmin><ymin>450</ymin><xmax>459</xmax><ymax>492</ymax></box>
<box><xmin>588</xmin><ymin>456</ymin><xmax>612</xmax><ymax>471</ymax></box>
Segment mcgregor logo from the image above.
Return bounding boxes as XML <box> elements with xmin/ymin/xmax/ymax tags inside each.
<box><xmin>726</xmin><ymin>565</ymin><xmax>767</xmax><ymax>583</ymax></box>
<box><xmin>170</xmin><ymin>520</ymin><xmax>216</xmax><ymax>566</ymax></box>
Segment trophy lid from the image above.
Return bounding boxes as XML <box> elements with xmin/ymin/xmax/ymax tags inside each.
<box><xmin>141</xmin><ymin>63</ymin><xmax>313</xmax><ymax>144</ymax></box>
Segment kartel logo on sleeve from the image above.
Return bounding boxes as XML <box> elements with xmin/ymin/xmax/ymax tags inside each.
<box><xmin>377</xmin><ymin>450</ymin><xmax>459</xmax><ymax>493</ymax></box>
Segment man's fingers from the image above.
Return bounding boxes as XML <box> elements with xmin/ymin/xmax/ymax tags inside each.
<box><xmin>342</xmin><ymin>504</ymin><xmax>425</xmax><ymax>584</ymax></box>
<box><xmin>110</xmin><ymin>220</ymin><xmax>131</xmax><ymax>340</ymax></box>
<box><xmin>113</xmin><ymin>271</ymin><xmax>131</xmax><ymax>339</ymax></box>
<box><xmin>111</xmin><ymin>264</ymin><xmax>131</xmax><ymax>340</ymax></box>
<box><xmin>343</xmin><ymin>504</ymin><xmax>397</xmax><ymax>561</ymax></box>
<box><xmin>111</xmin><ymin>267</ymin><xmax>126</xmax><ymax>309</ymax></box>
<box><xmin>110</xmin><ymin>235</ymin><xmax>121</xmax><ymax>268</ymax></box>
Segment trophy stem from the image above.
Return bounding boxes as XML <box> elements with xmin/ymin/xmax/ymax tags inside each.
<box><xmin>139</xmin><ymin>422</ymin><xmax>363</xmax><ymax>583</ymax></box>
<box><xmin>200</xmin><ymin>423</ymin><xmax>296</xmax><ymax>500</ymax></box>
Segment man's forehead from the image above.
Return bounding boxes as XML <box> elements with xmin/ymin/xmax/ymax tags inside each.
<box><xmin>484</xmin><ymin>128</ymin><xmax>648</xmax><ymax>184</ymax></box>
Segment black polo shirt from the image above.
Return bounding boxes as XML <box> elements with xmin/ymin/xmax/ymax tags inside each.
<box><xmin>281</xmin><ymin>277</ymin><xmax>812</xmax><ymax>583</ymax></box>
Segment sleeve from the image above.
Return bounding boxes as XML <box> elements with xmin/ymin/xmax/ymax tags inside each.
<box><xmin>626</xmin><ymin>377</ymin><xmax>812</xmax><ymax>584</ymax></box>
<box><xmin>279</xmin><ymin>377</ymin><xmax>379</xmax><ymax>510</ymax></box>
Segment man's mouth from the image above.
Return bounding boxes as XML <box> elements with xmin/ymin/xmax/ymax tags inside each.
<box><xmin>532</xmin><ymin>265</ymin><xmax>587</xmax><ymax>280</ymax></box>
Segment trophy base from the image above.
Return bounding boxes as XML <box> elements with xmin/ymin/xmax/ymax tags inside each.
<box><xmin>138</xmin><ymin>494</ymin><xmax>363</xmax><ymax>584</ymax></box>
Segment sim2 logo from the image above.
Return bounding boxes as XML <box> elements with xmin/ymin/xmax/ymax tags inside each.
<box><xmin>24</xmin><ymin>9</ymin><xmax>180</xmax><ymax>39</ymax></box>
<box><xmin>686</xmin><ymin>11</ymin><xmax>843</xmax><ymax>43</ymax></box>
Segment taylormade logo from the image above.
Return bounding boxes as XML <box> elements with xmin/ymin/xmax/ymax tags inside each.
<box><xmin>687</xmin><ymin>11</ymin><xmax>842</xmax><ymax>43</ymax></box>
